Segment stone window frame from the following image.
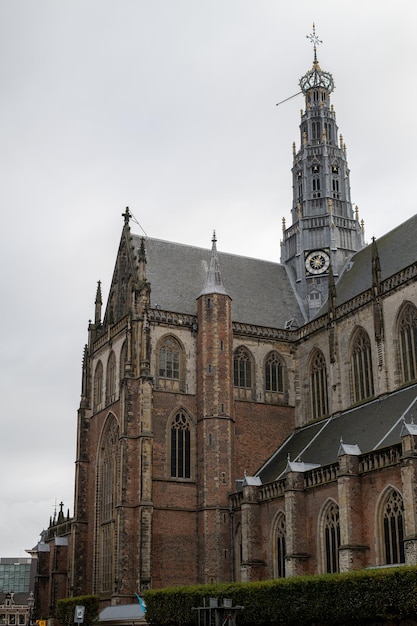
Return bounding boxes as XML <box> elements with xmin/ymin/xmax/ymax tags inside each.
<box><xmin>233</xmin><ymin>345</ymin><xmax>255</xmax><ymax>401</ymax></box>
<box><xmin>156</xmin><ymin>334</ymin><xmax>186</xmax><ymax>392</ymax></box>
<box><xmin>167</xmin><ymin>409</ymin><xmax>194</xmax><ymax>481</ymax></box>
<box><xmin>93</xmin><ymin>360</ymin><xmax>103</xmax><ymax>413</ymax></box>
<box><xmin>318</xmin><ymin>498</ymin><xmax>340</xmax><ymax>574</ymax></box>
<box><xmin>95</xmin><ymin>413</ymin><xmax>120</xmax><ymax>595</ymax></box>
<box><xmin>349</xmin><ymin>326</ymin><xmax>375</xmax><ymax>404</ymax></box>
<box><xmin>309</xmin><ymin>348</ymin><xmax>329</xmax><ymax>419</ymax></box>
<box><xmin>376</xmin><ymin>486</ymin><xmax>405</xmax><ymax>566</ymax></box>
<box><xmin>264</xmin><ymin>351</ymin><xmax>288</xmax><ymax>404</ymax></box>
<box><xmin>397</xmin><ymin>301</ymin><xmax>417</xmax><ymax>385</ymax></box>
<box><xmin>105</xmin><ymin>351</ymin><xmax>117</xmax><ymax>406</ymax></box>
<box><xmin>271</xmin><ymin>510</ymin><xmax>286</xmax><ymax>578</ymax></box>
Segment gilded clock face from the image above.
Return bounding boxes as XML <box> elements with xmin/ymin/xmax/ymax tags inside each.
<box><xmin>305</xmin><ymin>250</ymin><xmax>330</xmax><ymax>275</ymax></box>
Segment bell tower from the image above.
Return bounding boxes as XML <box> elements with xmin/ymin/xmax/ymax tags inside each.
<box><xmin>281</xmin><ymin>25</ymin><xmax>364</xmax><ymax>319</ymax></box>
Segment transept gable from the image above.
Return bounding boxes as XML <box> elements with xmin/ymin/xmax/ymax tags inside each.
<box><xmin>103</xmin><ymin>210</ymin><xmax>145</xmax><ymax>326</ymax></box>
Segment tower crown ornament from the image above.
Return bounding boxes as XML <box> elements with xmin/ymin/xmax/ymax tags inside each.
<box><xmin>299</xmin><ymin>24</ymin><xmax>334</xmax><ymax>95</ymax></box>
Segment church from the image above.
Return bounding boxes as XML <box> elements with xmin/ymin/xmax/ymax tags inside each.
<box><xmin>34</xmin><ymin>29</ymin><xmax>417</xmax><ymax>618</ymax></box>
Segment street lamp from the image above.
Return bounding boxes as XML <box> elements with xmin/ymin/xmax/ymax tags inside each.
<box><xmin>26</xmin><ymin>593</ymin><xmax>34</xmax><ymax>626</ymax></box>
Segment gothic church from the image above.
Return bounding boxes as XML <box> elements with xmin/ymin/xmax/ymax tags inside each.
<box><xmin>34</xmin><ymin>30</ymin><xmax>417</xmax><ymax>619</ymax></box>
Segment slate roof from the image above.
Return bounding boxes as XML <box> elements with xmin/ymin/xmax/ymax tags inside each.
<box><xmin>99</xmin><ymin>604</ymin><xmax>145</xmax><ymax>622</ymax></box>
<box><xmin>335</xmin><ymin>213</ymin><xmax>417</xmax><ymax>306</ymax></box>
<box><xmin>133</xmin><ymin>235</ymin><xmax>305</xmax><ymax>328</ymax></box>
<box><xmin>257</xmin><ymin>383</ymin><xmax>417</xmax><ymax>484</ymax></box>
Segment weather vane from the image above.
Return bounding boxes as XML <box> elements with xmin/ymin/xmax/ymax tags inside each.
<box><xmin>306</xmin><ymin>23</ymin><xmax>322</xmax><ymax>49</ymax></box>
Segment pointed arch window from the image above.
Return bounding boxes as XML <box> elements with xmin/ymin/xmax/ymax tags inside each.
<box><xmin>265</xmin><ymin>352</ymin><xmax>285</xmax><ymax>393</ymax></box>
<box><xmin>106</xmin><ymin>351</ymin><xmax>117</xmax><ymax>405</ymax></box>
<box><xmin>93</xmin><ymin>361</ymin><xmax>103</xmax><ymax>412</ymax></box>
<box><xmin>310</xmin><ymin>350</ymin><xmax>328</xmax><ymax>419</ymax></box>
<box><xmin>157</xmin><ymin>336</ymin><xmax>185</xmax><ymax>392</ymax></box>
<box><xmin>119</xmin><ymin>341</ymin><xmax>127</xmax><ymax>381</ymax></box>
<box><xmin>159</xmin><ymin>337</ymin><xmax>180</xmax><ymax>380</ymax></box>
<box><xmin>234</xmin><ymin>346</ymin><xmax>252</xmax><ymax>389</ymax></box>
<box><xmin>272</xmin><ymin>513</ymin><xmax>286</xmax><ymax>578</ymax></box>
<box><xmin>399</xmin><ymin>303</ymin><xmax>417</xmax><ymax>384</ymax></box>
<box><xmin>351</xmin><ymin>328</ymin><xmax>374</xmax><ymax>403</ymax></box>
<box><xmin>170</xmin><ymin>411</ymin><xmax>191</xmax><ymax>479</ymax></box>
<box><xmin>382</xmin><ymin>489</ymin><xmax>405</xmax><ymax>565</ymax></box>
<box><xmin>97</xmin><ymin>416</ymin><xmax>119</xmax><ymax>593</ymax></box>
<box><xmin>322</xmin><ymin>501</ymin><xmax>340</xmax><ymax>574</ymax></box>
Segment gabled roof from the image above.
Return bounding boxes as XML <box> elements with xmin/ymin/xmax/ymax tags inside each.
<box><xmin>257</xmin><ymin>384</ymin><xmax>417</xmax><ymax>484</ymax></box>
<box><xmin>133</xmin><ymin>235</ymin><xmax>305</xmax><ymax>328</ymax></box>
<box><xmin>335</xmin><ymin>213</ymin><xmax>417</xmax><ymax>306</ymax></box>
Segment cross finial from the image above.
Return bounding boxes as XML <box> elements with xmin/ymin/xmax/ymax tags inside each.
<box><xmin>122</xmin><ymin>206</ymin><xmax>131</xmax><ymax>225</ymax></box>
<box><xmin>306</xmin><ymin>23</ymin><xmax>322</xmax><ymax>63</ymax></box>
<box><xmin>212</xmin><ymin>230</ymin><xmax>217</xmax><ymax>245</ymax></box>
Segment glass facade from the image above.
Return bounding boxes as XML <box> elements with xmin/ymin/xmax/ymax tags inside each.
<box><xmin>0</xmin><ymin>560</ymin><xmax>32</xmax><ymax>593</ymax></box>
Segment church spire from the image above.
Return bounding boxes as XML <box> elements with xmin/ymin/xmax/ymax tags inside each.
<box><xmin>94</xmin><ymin>280</ymin><xmax>102</xmax><ymax>325</ymax></box>
<box><xmin>281</xmin><ymin>25</ymin><xmax>364</xmax><ymax>320</ymax></box>
<box><xmin>200</xmin><ymin>231</ymin><xmax>228</xmax><ymax>296</ymax></box>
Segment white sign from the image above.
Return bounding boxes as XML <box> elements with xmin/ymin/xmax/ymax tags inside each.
<box><xmin>74</xmin><ymin>606</ymin><xmax>85</xmax><ymax>623</ymax></box>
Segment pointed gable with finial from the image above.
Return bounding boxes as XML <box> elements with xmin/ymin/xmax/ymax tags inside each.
<box><xmin>199</xmin><ymin>231</ymin><xmax>229</xmax><ymax>297</ymax></box>
<box><xmin>102</xmin><ymin>207</ymin><xmax>146</xmax><ymax>326</ymax></box>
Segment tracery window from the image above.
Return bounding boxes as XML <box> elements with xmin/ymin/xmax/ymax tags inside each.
<box><xmin>272</xmin><ymin>512</ymin><xmax>286</xmax><ymax>578</ymax></box>
<box><xmin>97</xmin><ymin>416</ymin><xmax>119</xmax><ymax>593</ymax></box>
<box><xmin>265</xmin><ymin>352</ymin><xmax>285</xmax><ymax>393</ymax></box>
<box><xmin>399</xmin><ymin>303</ymin><xmax>417</xmax><ymax>383</ymax></box>
<box><xmin>382</xmin><ymin>489</ymin><xmax>405</xmax><ymax>565</ymax></box>
<box><xmin>119</xmin><ymin>341</ymin><xmax>127</xmax><ymax>381</ymax></box>
<box><xmin>159</xmin><ymin>337</ymin><xmax>180</xmax><ymax>379</ymax></box>
<box><xmin>233</xmin><ymin>347</ymin><xmax>252</xmax><ymax>388</ymax></box>
<box><xmin>310</xmin><ymin>349</ymin><xmax>328</xmax><ymax>419</ymax></box>
<box><xmin>106</xmin><ymin>351</ymin><xmax>117</xmax><ymax>405</ymax></box>
<box><xmin>323</xmin><ymin>501</ymin><xmax>340</xmax><ymax>574</ymax></box>
<box><xmin>351</xmin><ymin>328</ymin><xmax>374</xmax><ymax>403</ymax></box>
<box><xmin>170</xmin><ymin>411</ymin><xmax>191</xmax><ymax>479</ymax></box>
<box><xmin>93</xmin><ymin>361</ymin><xmax>103</xmax><ymax>412</ymax></box>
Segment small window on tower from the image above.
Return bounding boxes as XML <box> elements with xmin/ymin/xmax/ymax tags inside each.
<box><xmin>312</xmin><ymin>165</ymin><xmax>320</xmax><ymax>173</ymax></box>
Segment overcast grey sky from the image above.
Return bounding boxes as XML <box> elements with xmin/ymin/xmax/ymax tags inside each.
<box><xmin>1</xmin><ymin>1</ymin><xmax>416</xmax><ymax>557</ymax></box>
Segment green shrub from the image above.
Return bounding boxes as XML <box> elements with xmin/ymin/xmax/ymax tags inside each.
<box><xmin>143</xmin><ymin>567</ymin><xmax>417</xmax><ymax>626</ymax></box>
<box><xmin>55</xmin><ymin>595</ymin><xmax>100</xmax><ymax>626</ymax></box>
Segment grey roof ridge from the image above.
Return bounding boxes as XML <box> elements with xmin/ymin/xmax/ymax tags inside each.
<box><xmin>255</xmin><ymin>418</ymin><xmax>327</xmax><ymax>480</ymax></box>
<box><xmin>283</xmin><ymin>263</ymin><xmax>309</xmax><ymax>322</ymax></box>
<box><xmin>292</xmin><ymin>415</ymin><xmax>334</xmax><ymax>464</ymax></box>
<box><xmin>373</xmin><ymin>392</ymin><xmax>417</xmax><ymax>450</ymax></box>
<box><xmin>130</xmin><ymin>232</ymin><xmax>284</xmax><ymax>266</ymax></box>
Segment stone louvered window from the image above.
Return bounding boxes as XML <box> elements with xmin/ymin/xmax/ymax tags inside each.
<box><xmin>310</xmin><ymin>349</ymin><xmax>328</xmax><ymax>419</ymax></box>
<box><xmin>351</xmin><ymin>328</ymin><xmax>374</xmax><ymax>403</ymax></box>
<box><xmin>399</xmin><ymin>303</ymin><xmax>417</xmax><ymax>384</ymax></box>
<box><xmin>382</xmin><ymin>489</ymin><xmax>405</xmax><ymax>565</ymax></box>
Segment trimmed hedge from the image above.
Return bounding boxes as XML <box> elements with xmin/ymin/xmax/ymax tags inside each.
<box><xmin>55</xmin><ymin>595</ymin><xmax>100</xmax><ymax>626</ymax></box>
<box><xmin>143</xmin><ymin>567</ymin><xmax>417</xmax><ymax>625</ymax></box>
